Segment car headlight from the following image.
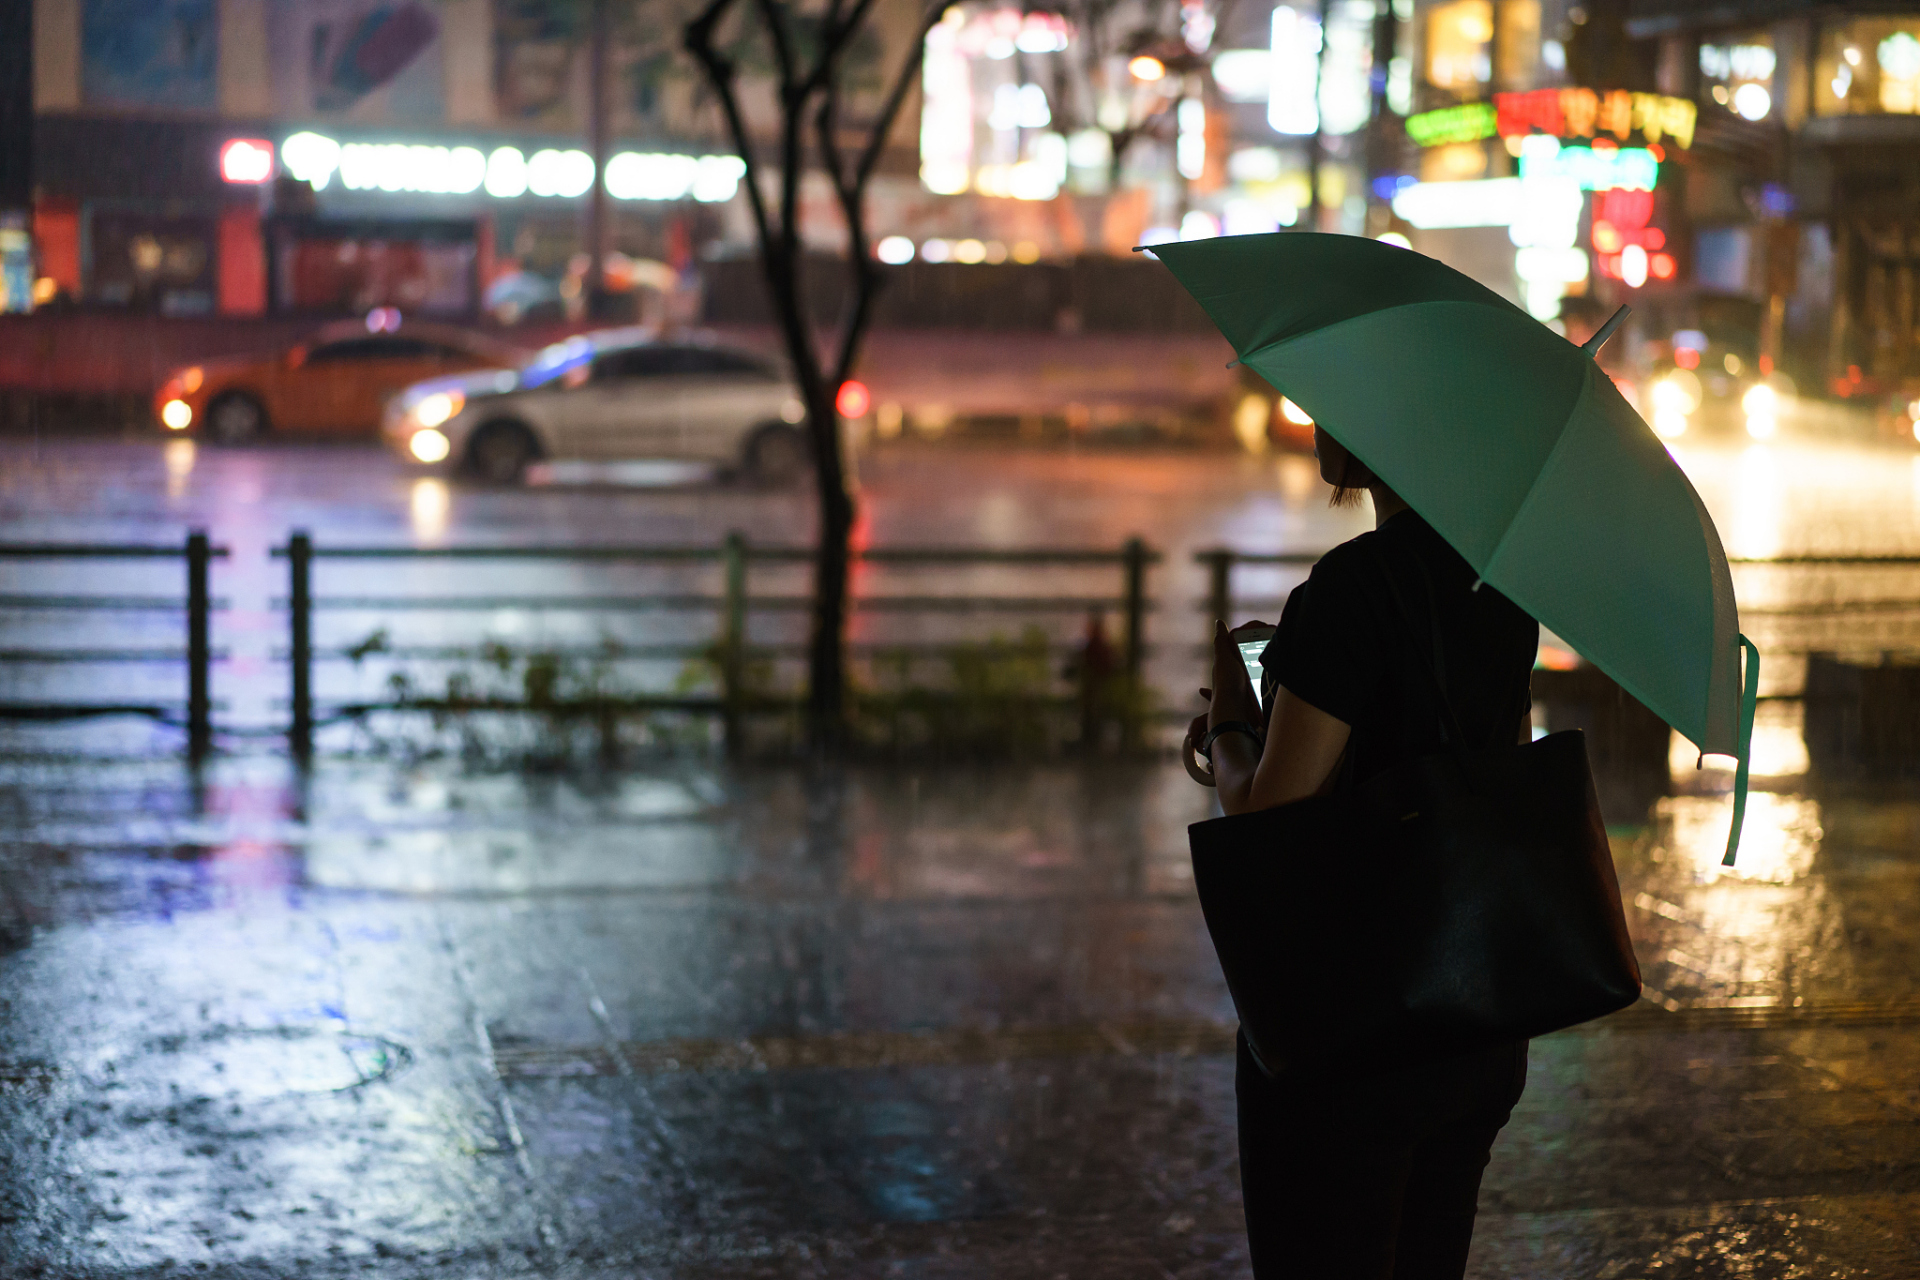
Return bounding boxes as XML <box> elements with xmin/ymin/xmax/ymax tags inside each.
<box><xmin>1741</xmin><ymin>383</ymin><xmax>1778</xmax><ymax>416</ymax></box>
<box><xmin>413</xmin><ymin>391</ymin><xmax>464</xmax><ymax>428</ymax></box>
<box><xmin>161</xmin><ymin>399</ymin><xmax>193</xmax><ymax>430</ymax></box>
<box><xmin>409</xmin><ymin>429</ymin><xmax>451</xmax><ymax>462</ymax></box>
<box><xmin>1652</xmin><ymin>410</ymin><xmax>1688</xmax><ymax>440</ymax></box>
<box><xmin>1651</xmin><ymin>370</ymin><xmax>1702</xmax><ymax>416</ymax></box>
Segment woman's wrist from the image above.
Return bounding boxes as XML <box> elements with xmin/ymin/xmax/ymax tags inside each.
<box><xmin>1200</xmin><ymin>720</ymin><xmax>1264</xmax><ymax>758</ymax></box>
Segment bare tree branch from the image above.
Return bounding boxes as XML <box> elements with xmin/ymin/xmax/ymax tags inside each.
<box><xmin>684</xmin><ymin>0</ymin><xmax>944</xmax><ymax>748</ymax></box>
<box><xmin>684</xmin><ymin>0</ymin><xmax>776</xmax><ymax>255</ymax></box>
<box><xmin>803</xmin><ymin>0</ymin><xmax>882</xmax><ymax>95</ymax></box>
<box><xmin>750</xmin><ymin>0</ymin><xmax>800</xmax><ymax>94</ymax></box>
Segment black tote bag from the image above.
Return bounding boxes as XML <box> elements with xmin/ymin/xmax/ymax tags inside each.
<box><xmin>1189</xmin><ymin>551</ymin><xmax>1642</xmax><ymax>1078</ymax></box>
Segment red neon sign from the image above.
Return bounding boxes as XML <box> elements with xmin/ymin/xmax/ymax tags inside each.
<box><xmin>1592</xmin><ymin>188</ymin><xmax>1674</xmax><ymax>285</ymax></box>
<box><xmin>220</xmin><ymin>138</ymin><xmax>275</xmax><ymax>184</ymax></box>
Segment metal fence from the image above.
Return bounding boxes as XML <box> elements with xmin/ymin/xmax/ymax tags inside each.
<box><xmin>4</xmin><ymin>533</ymin><xmax>1917</xmax><ymax>762</ymax></box>
<box><xmin>272</xmin><ymin>531</ymin><xmax>1158</xmax><ymax>758</ymax></box>
<box><xmin>0</xmin><ymin>532</ymin><xmax>228</xmax><ymax>756</ymax></box>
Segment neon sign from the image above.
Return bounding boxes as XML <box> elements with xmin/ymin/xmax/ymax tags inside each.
<box><xmin>1517</xmin><ymin>137</ymin><xmax>1657</xmax><ymax>191</ymax></box>
<box><xmin>1591</xmin><ymin>188</ymin><xmax>1675</xmax><ymax>285</ymax></box>
<box><xmin>220</xmin><ymin>138</ymin><xmax>275</xmax><ymax>184</ymax></box>
<box><xmin>1406</xmin><ymin>102</ymin><xmax>1496</xmax><ymax>146</ymax></box>
<box><xmin>270</xmin><ymin>132</ymin><xmax>745</xmax><ymax>203</ymax></box>
<box><xmin>1496</xmin><ymin>88</ymin><xmax>1695</xmax><ymax>149</ymax></box>
<box><xmin>1406</xmin><ymin>89</ymin><xmax>1695</xmax><ymax>150</ymax></box>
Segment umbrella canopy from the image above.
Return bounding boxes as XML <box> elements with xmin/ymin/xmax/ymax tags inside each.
<box><xmin>1150</xmin><ymin>232</ymin><xmax>1757</xmax><ymax>862</ymax></box>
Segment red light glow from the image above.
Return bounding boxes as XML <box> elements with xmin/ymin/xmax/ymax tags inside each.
<box><xmin>220</xmin><ymin>138</ymin><xmax>275</xmax><ymax>184</ymax></box>
<box><xmin>1650</xmin><ymin>252</ymin><xmax>1676</xmax><ymax>279</ymax></box>
<box><xmin>836</xmin><ymin>379</ymin><xmax>872</xmax><ymax>418</ymax></box>
<box><xmin>1674</xmin><ymin>346</ymin><xmax>1700</xmax><ymax>369</ymax></box>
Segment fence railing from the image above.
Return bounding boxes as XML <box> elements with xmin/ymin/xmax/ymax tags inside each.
<box><xmin>272</xmin><ymin>531</ymin><xmax>1159</xmax><ymax>757</ymax></box>
<box><xmin>1196</xmin><ymin>548</ymin><xmax>1920</xmax><ymax>655</ymax></box>
<box><xmin>4</xmin><ymin>534</ymin><xmax>1917</xmax><ymax>761</ymax></box>
<box><xmin>0</xmin><ymin>532</ymin><xmax>228</xmax><ymax>756</ymax></box>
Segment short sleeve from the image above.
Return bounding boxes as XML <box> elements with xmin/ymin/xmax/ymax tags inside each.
<box><xmin>1260</xmin><ymin>544</ymin><xmax>1384</xmax><ymax>726</ymax></box>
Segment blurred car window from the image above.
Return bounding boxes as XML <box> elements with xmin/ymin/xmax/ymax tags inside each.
<box><xmin>676</xmin><ymin>348</ymin><xmax>778</xmax><ymax>378</ymax></box>
<box><xmin>591</xmin><ymin>347</ymin><xmax>684</xmax><ymax>381</ymax></box>
<box><xmin>308</xmin><ymin>336</ymin><xmax>440</xmax><ymax>363</ymax></box>
<box><xmin>591</xmin><ymin>346</ymin><xmax>776</xmax><ymax>381</ymax></box>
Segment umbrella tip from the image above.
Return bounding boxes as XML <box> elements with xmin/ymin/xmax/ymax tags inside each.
<box><xmin>1581</xmin><ymin>306</ymin><xmax>1631</xmax><ymax>357</ymax></box>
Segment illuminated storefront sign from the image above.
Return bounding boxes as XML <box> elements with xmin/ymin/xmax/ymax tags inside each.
<box><xmin>1390</xmin><ymin>157</ymin><xmax>1591</xmax><ymax>321</ymax></box>
<box><xmin>1516</xmin><ymin>137</ymin><xmax>1657</xmax><ymax>191</ymax></box>
<box><xmin>220</xmin><ymin>138</ymin><xmax>275</xmax><ymax>184</ymax></box>
<box><xmin>1406</xmin><ymin>88</ymin><xmax>1695</xmax><ymax>150</ymax></box>
<box><xmin>270</xmin><ymin>132</ymin><xmax>745</xmax><ymax>202</ymax></box>
<box><xmin>1268</xmin><ymin>5</ymin><xmax>1323</xmax><ymax>134</ymax></box>
<box><xmin>918</xmin><ymin>6</ymin><xmax>1072</xmax><ymax>199</ymax></box>
<box><xmin>1591</xmin><ymin>187</ymin><xmax>1675</xmax><ymax>287</ymax></box>
<box><xmin>1495</xmin><ymin>88</ymin><xmax>1695</xmax><ymax>149</ymax></box>
<box><xmin>1406</xmin><ymin>102</ymin><xmax>1496</xmax><ymax>146</ymax></box>
<box><xmin>1390</xmin><ymin>177</ymin><xmax>1522</xmax><ymax>228</ymax></box>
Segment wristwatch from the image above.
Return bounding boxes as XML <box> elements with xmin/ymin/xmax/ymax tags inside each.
<box><xmin>1200</xmin><ymin>720</ymin><xmax>1265</xmax><ymax>759</ymax></box>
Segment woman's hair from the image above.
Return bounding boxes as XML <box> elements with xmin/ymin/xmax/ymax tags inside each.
<box><xmin>1328</xmin><ymin>450</ymin><xmax>1374</xmax><ymax>509</ymax></box>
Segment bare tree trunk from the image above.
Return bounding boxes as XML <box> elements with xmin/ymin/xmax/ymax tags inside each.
<box><xmin>685</xmin><ymin>0</ymin><xmax>941</xmax><ymax>751</ymax></box>
<box><xmin>587</xmin><ymin>0</ymin><xmax>611</xmax><ymax>318</ymax></box>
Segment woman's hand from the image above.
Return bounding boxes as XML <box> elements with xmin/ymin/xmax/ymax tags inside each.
<box><xmin>1206</xmin><ymin>620</ymin><xmax>1270</xmax><ymax>732</ymax></box>
<box><xmin>1183</xmin><ymin>621</ymin><xmax>1274</xmax><ymax>787</ymax></box>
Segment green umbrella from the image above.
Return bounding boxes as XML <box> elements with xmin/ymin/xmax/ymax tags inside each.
<box><xmin>1149</xmin><ymin>232</ymin><xmax>1757</xmax><ymax>864</ymax></box>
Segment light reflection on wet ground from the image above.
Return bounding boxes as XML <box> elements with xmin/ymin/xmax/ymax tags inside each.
<box><xmin>2</xmin><ymin>425</ymin><xmax>1917</xmax><ymax>1275</ymax></box>
<box><xmin>2</xmin><ymin>751</ymin><xmax>1916</xmax><ymax>1277</ymax></box>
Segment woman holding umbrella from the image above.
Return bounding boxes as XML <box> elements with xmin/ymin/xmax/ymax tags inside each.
<box><xmin>1158</xmin><ymin>232</ymin><xmax>1757</xmax><ymax>1280</ymax></box>
<box><xmin>1186</xmin><ymin>425</ymin><xmax>1539</xmax><ymax>1279</ymax></box>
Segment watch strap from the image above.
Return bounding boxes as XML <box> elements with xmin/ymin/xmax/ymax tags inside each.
<box><xmin>1201</xmin><ymin>720</ymin><xmax>1265</xmax><ymax>758</ymax></box>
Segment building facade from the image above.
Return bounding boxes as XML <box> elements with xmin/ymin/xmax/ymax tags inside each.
<box><xmin>20</xmin><ymin>0</ymin><xmax>898</xmax><ymax>320</ymax></box>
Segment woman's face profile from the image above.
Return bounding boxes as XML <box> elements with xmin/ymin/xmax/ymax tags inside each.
<box><xmin>1313</xmin><ymin>426</ymin><xmax>1349</xmax><ymax>488</ymax></box>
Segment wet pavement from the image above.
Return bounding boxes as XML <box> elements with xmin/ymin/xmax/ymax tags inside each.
<box><xmin>2</xmin><ymin>424</ymin><xmax>1919</xmax><ymax>1277</ymax></box>
<box><xmin>2</xmin><ymin>753</ymin><xmax>1918</xmax><ymax>1278</ymax></box>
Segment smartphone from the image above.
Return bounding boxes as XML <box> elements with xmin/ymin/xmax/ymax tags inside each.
<box><xmin>1235</xmin><ymin>626</ymin><xmax>1276</xmax><ymax>709</ymax></box>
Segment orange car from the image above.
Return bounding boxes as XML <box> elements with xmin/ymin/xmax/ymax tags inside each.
<box><xmin>155</xmin><ymin>319</ymin><xmax>524</xmax><ymax>442</ymax></box>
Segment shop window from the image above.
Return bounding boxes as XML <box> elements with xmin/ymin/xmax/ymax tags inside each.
<box><xmin>87</xmin><ymin>213</ymin><xmax>216</xmax><ymax>315</ymax></box>
<box><xmin>1699</xmin><ymin>32</ymin><xmax>1777</xmax><ymax>122</ymax></box>
<box><xmin>1815</xmin><ymin>17</ymin><xmax>1920</xmax><ymax>116</ymax></box>
<box><xmin>1426</xmin><ymin>0</ymin><xmax>1493</xmax><ymax>92</ymax></box>
<box><xmin>1495</xmin><ymin>1</ymin><xmax>1541</xmax><ymax>91</ymax></box>
<box><xmin>271</xmin><ymin>227</ymin><xmax>477</xmax><ymax>317</ymax></box>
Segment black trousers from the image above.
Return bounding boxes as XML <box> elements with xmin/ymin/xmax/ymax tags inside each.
<box><xmin>1235</xmin><ymin>1032</ymin><xmax>1528</xmax><ymax>1280</ymax></box>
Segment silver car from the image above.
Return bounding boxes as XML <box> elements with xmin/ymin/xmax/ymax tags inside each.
<box><xmin>382</xmin><ymin>328</ymin><xmax>810</xmax><ymax>483</ymax></box>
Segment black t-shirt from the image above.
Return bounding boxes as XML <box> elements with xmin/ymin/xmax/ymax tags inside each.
<box><xmin>1261</xmin><ymin>510</ymin><xmax>1539</xmax><ymax>786</ymax></box>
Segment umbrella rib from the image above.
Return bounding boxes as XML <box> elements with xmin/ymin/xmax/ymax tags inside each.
<box><xmin>1226</xmin><ymin>297</ymin><xmax>1519</xmax><ymax>370</ymax></box>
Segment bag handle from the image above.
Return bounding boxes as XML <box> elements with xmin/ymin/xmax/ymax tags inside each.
<box><xmin>1362</xmin><ymin>541</ymin><xmax>1471</xmax><ymax>750</ymax></box>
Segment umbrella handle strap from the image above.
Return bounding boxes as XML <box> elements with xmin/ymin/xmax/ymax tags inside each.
<box><xmin>1721</xmin><ymin>634</ymin><xmax>1761</xmax><ymax>867</ymax></box>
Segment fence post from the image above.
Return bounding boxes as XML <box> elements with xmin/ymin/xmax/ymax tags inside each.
<box><xmin>289</xmin><ymin>530</ymin><xmax>313</xmax><ymax>762</ymax></box>
<box><xmin>1204</xmin><ymin>549</ymin><xmax>1233</xmax><ymax>633</ymax></box>
<box><xmin>1122</xmin><ymin>537</ymin><xmax>1147</xmax><ymax>682</ymax></box>
<box><xmin>721</xmin><ymin>531</ymin><xmax>747</xmax><ymax>753</ymax></box>
<box><xmin>186</xmin><ymin>529</ymin><xmax>211</xmax><ymax>760</ymax></box>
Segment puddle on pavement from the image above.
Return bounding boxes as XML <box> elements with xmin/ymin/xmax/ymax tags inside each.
<box><xmin>92</xmin><ymin>1025</ymin><xmax>411</xmax><ymax>1100</ymax></box>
